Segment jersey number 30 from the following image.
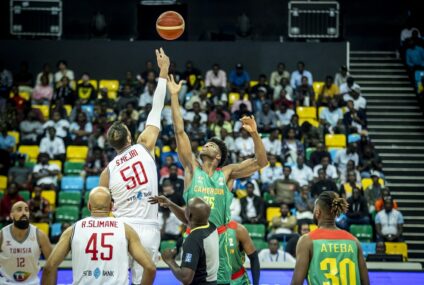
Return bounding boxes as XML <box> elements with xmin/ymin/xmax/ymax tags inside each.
<box><xmin>120</xmin><ymin>161</ymin><xmax>148</xmax><ymax>190</ymax></box>
<box><xmin>320</xmin><ymin>257</ymin><xmax>356</xmax><ymax>285</ymax></box>
<box><xmin>85</xmin><ymin>233</ymin><xmax>114</xmax><ymax>261</ymax></box>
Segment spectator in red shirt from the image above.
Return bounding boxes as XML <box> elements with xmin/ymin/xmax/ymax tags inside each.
<box><xmin>160</xmin><ymin>155</ymin><xmax>184</xmax><ymax>177</ymax></box>
<box><xmin>0</xmin><ymin>182</ymin><xmax>24</xmax><ymax>222</ymax></box>
<box><xmin>28</xmin><ymin>186</ymin><xmax>50</xmax><ymax>223</ymax></box>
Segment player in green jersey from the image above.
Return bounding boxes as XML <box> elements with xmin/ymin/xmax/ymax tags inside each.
<box><xmin>291</xmin><ymin>191</ymin><xmax>369</xmax><ymax>285</ymax></box>
<box><xmin>150</xmin><ymin>75</ymin><xmax>268</xmax><ymax>285</ymax></box>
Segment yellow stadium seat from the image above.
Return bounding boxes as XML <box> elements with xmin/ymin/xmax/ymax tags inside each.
<box><xmin>32</xmin><ymin>105</ymin><xmax>50</xmax><ymax>120</ymax></box>
<box><xmin>66</xmin><ymin>146</ymin><xmax>89</xmax><ymax>162</ymax></box>
<box><xmin>64</xmin><ymin>105</ymin><xmax>72</xmax><ymax>116</ymax></box>
<box><xmin>18</xmin><ymin>145</ymin><xmax>40</xmax><ymax>161</ymax></box>
<box><xmin>325</xmin><ymin>134</ymin><xmax>346</xmax><ymax>148</ymax></box>
<box><xmin>155</xmin><ymin>146</ymin><xmax>161</xmax><ymax>158</ymax></box>
<box><xmin>49</xmin><ymin>160</ymin><xmax>62</xmax><ymax>170</ymax></box>
<box><xmin>385</xmin><ymin>242</ymin><xmax>408</xmax><ymax>261</ymax></box>
<box><xmin>0</xmin><ymin>176</ymin><xmax>7</xmax><ymax>190</ymax></box>
<box><xmin>309</xmin><ymin>224</ymin><xmax>318</xmax><ymax>232</ymax></box>
<box><xmin>78</xmin><ymin>79</ymin><xmax>98</xmax><ymax>89</ymax></box>
<box><xmin>266</xmin><ymin>207</ymin><xmax>281</xmax><ymax>222</ymax></box>
<box><xmin>228</xmin><ymin>92</ymin><xmax>240</xmax><ymax>106</ymax></box>
<box><xmin>250</xmin><ymin>80</ymin><xmax>259</xmax><ymax>87</ymax></box>
<box><xmin>313</xmin><ymin>81</ymin><xmax>324</xmax><ymax>94</ymax></box>
<box><xmin>99</xmin><ymin>80</ymin><xmax>119</xmax><ymax>100</ymax></box>
<box><xmin>243</xmin><ymin>94</ymin><xmax>249</xmax><ymax>100</ymax></box>
<box><xmin>296</xmin><ymin>107</ymin><xmax>317</xmax><ymax>119</ymax></box>
<box><xmin>162</xmin><ymin>145</ymin><xmax>171</xmax><ymax>153</ymax></box>
<box><xmin>40</xmin><ymin>190</ymin><xmax>56</xmax><ymax>208</ymax></box>
<box><xmin>362</xmin><ymin>178</ymin><xmax>384</xmax><ymax>190</ymax></box>
<box><xmin>19</xmin><ymin>92</ymin><xmax>30</xmax><ymax>101</ymax></box>
<box><xmin>108</xmin><ymin>91</ymin><xmax>118</xmax><ymax>100</ymax></box>
<box><xmin>189</xmin><ymin>75</ymin><xmax>197</xmax><ymax>86</ymax></box>
<box><xmin>32</xmin><ymin>223</ymin><xmax>49</xmax><ymax>236</ymax></box>
<box><xmin>8</xmin><ymin>131</ymin><xmax>20</xmax><ymax>145</ymax></box>
<box><xmin>299</xmin><ymin>118</ymin><xmax>319</xmax><ymax>128</ymax></box>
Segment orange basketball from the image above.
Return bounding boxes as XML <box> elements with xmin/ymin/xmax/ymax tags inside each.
<box><xmin>156</xmin><ymin>11</ymin><xmax>185</xmax><ymax>40</ymax></box>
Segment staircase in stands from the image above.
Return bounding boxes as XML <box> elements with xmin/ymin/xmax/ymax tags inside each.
<box><xmin>349</xmin><ymin>50</ymin><xmax>424</xmax><ymax>263</ymax></box>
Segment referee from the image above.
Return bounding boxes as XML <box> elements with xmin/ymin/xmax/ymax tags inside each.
<box><xmin>162</xmin><ymin>197</ymin><xmax>219</xmax><ymax>285</ymax></box>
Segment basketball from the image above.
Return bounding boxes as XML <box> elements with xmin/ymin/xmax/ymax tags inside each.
<box><xmin>156</xmin><ymin>11</ymin><xmax>185</xmax><ymax>40</ymax></box>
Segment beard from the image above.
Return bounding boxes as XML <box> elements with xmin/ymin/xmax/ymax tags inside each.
<box><xmin>13</xmin><ymin>217</ymin><xmax>30</xmax><ymax>230</ymax></box>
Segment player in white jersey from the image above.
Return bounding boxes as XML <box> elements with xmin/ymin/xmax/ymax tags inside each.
<box><xmin>0</xmin><ymin>201</ymin><xmax>52</xmax><ymax>285</ymax></box>
<box><xmin>99</xmin><ymin>47</ymin><xmax>169</xmax><ymax>285</ymax></box>
<box><xmin>42</xmin><ymin>187</ymin><xmax>156</xmax><ymax>285</ymax></box>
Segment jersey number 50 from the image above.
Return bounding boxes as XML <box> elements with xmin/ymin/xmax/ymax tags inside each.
<box><xmin>85</xmin><ymin>233</ymin><xmax>114</xmax><ymax>261</ymax></box>
<box><xmin>120</xmin><ymin>161</ymin><xmax>149</xmax><ymax>190</ymax></box>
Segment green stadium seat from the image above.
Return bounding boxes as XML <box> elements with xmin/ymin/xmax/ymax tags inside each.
<box><xmin>243</xmin><ymin>224</ymin><xmax>266</xmax><ymax>239</ymax></box>
<box><xmin>24</xmin><ymin>161</ymin><xmax>35</xmax><ymax>169</ymax></box>
<box><xmin>64</xmin><ymin>162</ymin><xmax>85</xmax><ymax>176</ymax></box>
<box><xmin>305</xmin><ymin>147</ymin><xmax>316</xmax><ymax>161</ymax></box>
<box><xmin>160</xmin><ymin>240</ymin><xmax>177</xmax><ymax>252</ymax></box>
<box><xmin>55</xmin><ymin>206</ymin><xmax>79</xmax><ymax>223</ymax></box>
<box><xmin>85</xmin><ymin>191</ymin><xmax>90</xmax><ymax>202</ymax></box>
<box><xmin>263</xmin><ymin>192</ymin><xmax>275</xmax><ymax>204</ymax></box>
<box><xmin>19</xmin><ymin>190</ymin><xmax>30</xmax><ymax>201</ymax></box>
<box><xmin>58</xmin><ymin>192</ymin><xmax>82</xmax><ymax>206</ymax></box>
<box><xmin>0</xmin><ymin>191</ymin><xmax>3</xmax><ymax>200</ymax></box>
<box><xmin>349</xmin><ymin>225</ymin><xmax>373</xmax><ymax>242</ymax></box>
<box><xmin>81</xmin><ymin>207</ymin><xmax>91</xmax><ymax>219</ymax></box>
<box><xmin>253</xmin><ymin>239</ymin><xmax>268</xmax><ymax>251</ymax></box>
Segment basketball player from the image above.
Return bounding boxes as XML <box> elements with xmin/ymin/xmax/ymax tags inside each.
<box><xmin>98</xmin><ymin>48</ymin><xmax>169</xmax><ymax>285</ymax></box>
<box><xmin>0</xmin><ymin>201</ymin><xmax>52</xmax><ymax>284</ymax></box>
<box><xmin>42</xmin><ymin>187</ymin><xmax>156</xmax><ymax>285</ymax></box>
<box><xmin>290</xmin><ymin>191</ymin><xmax>369</xmax><ymax>285</ymax></box>
<box><xmin>150</xmin><ymin>75</ymin><xmax>268</xmax><ymax>285</ymax></box>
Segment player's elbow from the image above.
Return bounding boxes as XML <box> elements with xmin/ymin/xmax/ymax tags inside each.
<box><xmin>181</xmin><ymin>276</ymin><xmax>194</xmax><ymax>285</ymax></box>
<box><xmin>144</xmin><ymin>262</ymin><xmax>157</xmax><ymax>277</ymax></box>
<box><xmin>257</xmin><ymin>157</ymin><xmax>269</xmax><ymax>169</ymax></box>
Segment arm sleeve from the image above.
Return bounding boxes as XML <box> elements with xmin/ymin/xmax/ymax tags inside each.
<box><xmin>181</xmin><ymin>236</ymin><xmax>200</xmax><ymax>271</ymax></box>
<box><xmin>145</xmin><ymin>77</ymin><xmax>167</xmax><ymax>129</ymax></box>
<box><xmin>248</xmin><ymin>251</ymin><xmax>260</xmax><ymax>285</ymax></box>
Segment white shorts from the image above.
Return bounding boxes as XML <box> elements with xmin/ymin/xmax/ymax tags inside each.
<box><xmin>125</xmin><ymin>221</ymin><xmax>160</xmax><ymax>285</ymax></box>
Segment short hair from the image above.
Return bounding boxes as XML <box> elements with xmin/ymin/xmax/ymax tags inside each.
<box><xmin>208</xmin><ymin>137</ymin><xmax>228</xmax><ymax>167</ymax></box>
<box><xmin>317</xmin><ymin>191</ymin><xmax>348</xmax><ymax>217</ymax></box>
<box><xmin>107</xmin><ymin>122</ymin><xmax>129</xmax><ymax>150</ymax></box>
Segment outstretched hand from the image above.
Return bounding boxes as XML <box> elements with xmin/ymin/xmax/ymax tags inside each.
<box><xmin>241</xmin><ymin>115</ymin><xmax>258</xmax><ymax>134</ymax></box>
<box><xmin>155</xmin><ymin>47</ymin><xmax>170</xmax><ymax>70</ymax></box>
<box><xmin>161</xmin><ymin>248</ymin><xmax>177</xmax><ymax>263</ymax></box>
<box><xmin>167</xmin><ymin>74</ymin><xmax>184</xmax><ymax>95</ymax></box>
<box><xmin>148</xmin><ymin>195</ymin><xmax>171</xmax><ymax>208</ymax></box>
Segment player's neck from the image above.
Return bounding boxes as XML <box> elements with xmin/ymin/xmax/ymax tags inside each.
<box><xmin>117</xmin><ymin>143</ymin><xmax>132</xmax><ymax>154</ymax></box>
<box><xmin>318</xmin><ymin>220</ymin><xmax>337</xmax><ymax>229</ymax></box>
<box><xmin>11</xmin><ymin>226</ymin><xmax>29</xmax><ymax>241</ymax></box>
<box><xmin>201</xmin><ymin>159</ymin><xmax>218</xmax><ymax>174</ymax></box>
<box><xmin>190</xmin><ymin>221</ymin><xmax>208</xmax><ymax>230</ymax></box>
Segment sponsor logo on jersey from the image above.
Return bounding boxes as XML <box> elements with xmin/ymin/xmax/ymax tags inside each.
<box><xmin>137</xmin><ymin>191</ymin><xmax>143</xmax><ymax>200</ymax></box>
<box><xmin>13</xmin><ymin>271</ymin><xmax>31</xmax><ymax>281</ymax></box>
<box><xmin>185</xmin><ymin>253</ymin><xmax>192</xmax><ymax>263</ymax></box>
<box><xmin>218</xmin><ymin>177</ymin><xmax>225</xmax><ymax>186</ymax></box>
<box><xmin>6</xmin><ymin>240</ymin><xmax>11</xmax><ymax>246</ymax></box>
<box><xmin>94</xmin><ymin>268</ymin><xmax>101</xmax><ymax>279</ymax></box>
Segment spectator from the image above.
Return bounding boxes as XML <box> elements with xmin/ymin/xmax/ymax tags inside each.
<box><xmin>207</xmin><ymin>101</ymin><xmax>231</xmax><ymax>124</ymax></box>
<box><xmin>76</xmin><ymin>73</ymin><xmax>96</xmax><ymax>104</ymax></box>
<box><xmin>220</xmin><ymin>128</ymin><xmax>236</xmax><ymax>162</ymax></box>
<box><xmin>19</xmin><ymin>110</ymin><xmax>43</xmax><ymax>144</ymax></box>
<box><xmin>317</xmin><ymin>76</ymin><xmax>340</xmax><ymax>106</ymax></box>
<box><xmin>251</xmin><ymin>74</ymin><xmax>272</xmax><ymax>97</ymax></box>
<box><xmin>159</xmin><ymin>179</ymin><xmax>185</xmax><ymax>241</ymax></box>
<box><xmin>375</xmin><ymin>197</ymin><xmax>404</xmax><ymax>242</ymax></box>
<box><xmin>119</xmin><ymin>103</ymin><xmax>139</xmax><ymax>134</ymax></box>
<box><xmin>229</xmin><ymin>63</ymin><xmax>250</xmax><ymax>94</ymax></box>
<box><xmin>54</xmin><ymin>60</ymin><xmax>74</xmax><ymax>85</ymax></box>
<box><xmin>0</xmin><ymin>61</ymin><xmax>13</xmax><ymax>96</ymax></box>
<box><xmin>343</xmin><ymin>84</ymin><xmax>367</xmax><ymax>111</ymax></box>
<box><xmin>233</xmin><ymin>177</ymin><xmax>261</xmax><ymax>198</ymax></box>
<box><xmin>159</xmin><ymin>155</ymin><xmax>184</xmax><ymax>177</ymax></box>
<box><xmin>319</xmin><ymin>99</ymin><xmax>344</xmax><ymax>134</ymax></box>
<box><xmin>334</xmin><ymin>143</ymin><xmax>359</xmax><ymax>176</ymax></box>
<box><xmin>340</xmin><ymin>171</ymin><xmax>362</xmax><ymax>199</ymax></box>
<box><xmin>139</xmin><ymin>82</ymin><xmax>155</xmax><ymax>108</ymax></box>
<box><xmin>240</xmin><ymin>182</ymin><xmax>265</xmax><ymax>224</ymax></box>
<box><xmin>187</xmin><ymin>115</ymin><xmax>207</xmax><ymax>142</ymax></box>
<box><xmin>230</xmin><ymin>195</ymin><xmax>242</xmax><ymax>223</ymax></box>
<box><xmin>53</xmin><ymin>76</ymin><xmax>75</xmax><ymax>105</ymax></box>
<box><xmin>260</xmin><ymin>154</ymin><xmax>283</xmax><ymax>190</ymax></box>
<box><xmin>375</xmin><ymin>188</ymin><xmax>398</xmax><ymax>212</ymax></box>
<box><xmin>340</xmin><ymin>159</ymin><xmax>361</xmax><ymax>184</ymax></box>
<box><xmin>282</xmin><ymin>128</ymin><xmax>304</xmax><ymax>164</ymax></box>
<box><xmin>285</xmin><ymin>223</ymin><xmax>310</xmax><ymax>257</ymax></box>
<box><xmin>400</xmin><ymin>21</ymin><xmax>421</xmax><ymax>45</ymax></box>
<box><xmin>276</xmin><ymin>104</ymin><xmax>295</xmax><ymax>129</ymax></box>
<box><xmin>32</xmin><ymin>153</ymin><xmax>60</xmax><ymax>190</ymax></box>
<box><xmin>50</xmin><ymin>222</ymin><xmax>71</xmax><ymax>244</ymax></box>
<box><xmin>294</xmin><ymin>185</ymin><xmax>314</xmax><ymax>223</ymax></box>
<box><xmin>343</xmin><ymin>100</ymin><xmax>367</xmax><ymax>133</ymax></box>
<box><xmin>405</xmin><ymin>37</ymin><xmax>424</xmax><ymax>71</ymax></box>
<box><xmin>358</xmin><ymin>144</ymin><xmax>383</xmax><ymax>178</ymax></box>
<box><xmin>294</xmin><ymin>76</ymin><xmax>315</xmax><ymax>107</ymax></box>
<box><xmin>184</xmin><ymin>87</ymin><xmax>208</xmax><ymax>111</ymax></box>
<box><xmin>282</xmin><ymin>114</ymin><xmax>302</xmax><ymax>142</ymax></box>
<box><xmin>8</xmin><ymin>153</ymin><xmax>32</xmax><ymax>190</ymax></box>
<box><xmin>0</xmin><ymin>182</ymin><xmax>24</xmax><ymax>222</ymax></box>
<box><xmin>334</xmin><ymin>65</ymin><xmax>349</xmax><ymax>87</ymax></box>
<box><xmin>39</xmin><ymin>127</ymin><xmax>66</xmax><ymax>161</ymax></box>
<box><xmin>309</xmin><ymin>143</ymin><xmax>331</xmax><ymax>168</ymax></box>
<box><xmin>300</xmin><ymin>121</ymin><xmax>322</xmax><ymax>149</ymax></box>
<box><xmin>181</xmin><ymin>61</ymin><xmax>202</xmax><ymax>95</ymax></box>
<box><xmin>269</xmin><ymin>166</ymin><xmax>299</xmax><ymax>206</ymax></box>
<box><xmin>184</xmin><ymin>102</ymin><xmax>208</xmax><ymax>124</ymax></box>
<box><xmin>290</xmin><ymin>61</ymin><xmax>313</xmax><ymax>89</ymax></box>
<box><xmin>269</xmin><ymin>203</ymin><xmax>297</xmax><ymax>239</ymax></box>
<box><xmin>209</xmin><ymin>111</ymin><xmax>232</xmax><ymax>139</ymax></box>
<box><xmin>35</xmin><ymin>63</ymin><xmax>53</xmax><ymax>87</ymax></box>
<box><xmin>84</xmin><ymin>147</ymin><xmax>108</xmax><ymax>177</ymax></box>
<box><xmin>274</xmin><ymin>78</ymin><xmax>294</xmax><ymax>106</ymax></box>
<box><xmin>256</xmin><ymin>103</ymin><xmax>277</xmax><ymax>133</ymax></box>
<box><xmin>365</xmin><ymin>171</ymin><xmax>384</xmax><ymax>212</ymax></box>
<box><xmin>69</xmin><ymin>112</ymin><xmax>93</xmax><ymax>145</ymax></box>
<box><xmin>160</xmin><ymin>178</ymin><xmax>185</xmax><ymax>207</ymax></box>
<box><xmin>9</xmin><ymin>86</ymin><xmax>29</xmax><ymax>115</ymax></box>
<box><xmin>138</xmin><ymin>60</ymin><xmax>157</xmax><ymax>84</ymax></box>
<box><xmin>339</xmin><ymin>76</ymin><xmax>356</xmax><ymax>95</ymax></box>
<box><xmin>290</xmin><ymin>155</ymin><xmax>314</xmax><ymax>187</ymax></box>
<box><xmin>14</xmin><ymin>61</ymin><xmax>33</xmax><ymax>91</ymax></box>
<box><xmin>231</xmin><ymin>101</ymin><xmax>253</xmax><ymax>119</ymax></box>
<box><xmin>313</xmin><ymin>155</ymin><xmax>338</xmax><ymax>180</ymax></box>
<box><xmin>0</xmin><ymin>124</ymin><xmax>16</xmax><ymax>153</ymax></box>
<box><xmin>342</xmin><ymin>187</ymin><xmax>370</xmax><ymax>229</ymax></box>
<box><xmin>88</xmin><ymin>125</ymin><xmax>106</xmax><ymax>150</ymax></box>
<box><xmin>205</xmin><ymin>64</ymin><xmax>227</xmax><ymax>102</ymax></box>
<box><xmin>262</xmin><ymin>129</ymin><xmax>282</xmax><ymax>158</ymax></box>
<box><xmin>159</xmin><ymin>164</ymin><xmax>184</xmax><ymax>195</ymax></box>
<box><xmin>258</xmin><ymin>239</ymin><xmax>296</xmax><ymax>263</ymax></box>
<box><xmin>116</xmin><ymin>84</ymin><xmax>138</xmax><ymax>111</ymax></box>
<box><xmin>43</xmin><ymin>111</ymin><xmax>70</xmax><ymax>140</ymax></box>
<box><xmin>28</xmin><ymin>186</ymin><xmax>50</xmax><ymax>223</ymax></box>
<box><xmin>32</xmin><ymin>74</ymin><xmax>53</xmax><ymax>105</ymax></box>
<box><xmin>311</xmin><ymin>169</ymin><xmax>338</xmax><ymax>198</ymax></box>
<box><xmin>235</xmin><ymin>129</ymin><xmax>255</xmax><ymax>158</ymax></box>
<box><xmin>270</xmin><ymin>63</ymin><xmax>291</xmax><ymax>99</ymax></box>
<box><xmin>251</xmin><ymin>87</ymin><xmax>270</xmax><ymax>113</ymax></box>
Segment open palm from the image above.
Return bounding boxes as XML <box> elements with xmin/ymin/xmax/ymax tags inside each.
<box><xmin>167</xmin><ymin>74</ymin><xmax>183</xmax><ymax>95</ymax></box>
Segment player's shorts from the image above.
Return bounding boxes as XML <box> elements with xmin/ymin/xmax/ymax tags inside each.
<box><xmin>0</xmin><ymin>276</ymin><xmax>39</xmax><ymax>285</ymax></box>
<box><xmin>120</xmin><ymin>218</ymin><xmax>160</xmax><ymax>285</ymax></box>
<box><xmin>218</xmin><ymin>228</ymin><xmax>232</xmax><ymax>284</ymax></box>
<box><xmin>230</xmin><ymin>268</ymin><xmax>250</xmax><ymax>285</ymax></box>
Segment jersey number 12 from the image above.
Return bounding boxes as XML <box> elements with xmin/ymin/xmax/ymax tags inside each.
<box><xmin>120</xmin><ymin>161</ymin><xmax>149</xmax><ymax>190</ymax></box>
<box><xmin>85</xmin><ymin>233</ymin><xmax>114</xmax><ymax>261</ymax></box>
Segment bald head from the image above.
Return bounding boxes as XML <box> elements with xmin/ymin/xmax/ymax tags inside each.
<box><xmin>88</xmin><ymin>187</ymin><xmax>112</xmax><ymax>213</ymax></box>
<box><xmin>186</xmin><ymin>197</ymin><xmax>211</xmax><ymax>226</ymax></box>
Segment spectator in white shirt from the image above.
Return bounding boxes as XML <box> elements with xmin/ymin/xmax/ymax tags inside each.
<box><xmin>343</xmin><ymin>84</ymin><xmax>367</xmax><ymax>111</ymax></box>
<box><xmin>261</xmin><ymin>154</ymin><xmax>283</xmax><ymax>189</ymax></box>
<box><xmin>290</xmin><ymin>61</ymin><xmax>313</xmax><ymax>89</ymax></box>
<box><xmin>258</xmin><ymin>239</ymin><xmax>296</xmax><ymax>264</ymax></box>
<box><xmin>35</xmin><ymin>63</ymin><xmax>54</xmax><ymax>87</ymax></box>
<box><xmin>334</xmin><ymin>143</ymin><xmax>359</xmax><ymax>176</ymax></box>
<box><xmin>20</xmin><ymin>110</ymin><xmax>44</xmax><ymax>144</ymax></box>
<box><xmin>205</xmin><ymin>64</ymin><xmax>227</xmax><ymax>102</ymax></box>
<box><xmin>43</xmin><ymin>111</ymin><xmax>70</xmax><ymax>140</ymax></box>
<box><xmin>32</xmin><ymin>153</ymin><xmax>60</xmax><ymax>189</ymax></box>
<box><xmin>276</xmin><ymin>104</ymin><xmax>295</xmax><ymax>128</ymax></box>
<box><xmin>183</xmin><ymin>102</ymin><xmax>208</xmax><ymax>124</ymax></box>
<box><xmin>334</xmin><ymin>65</ymin><xmax>350</xmax><ymax>87</ymax></box>
<box><xmin>235</xmin><ymin>129</ymin><xmax>255</xmax><ymax>158</ymax></box>
<box><xmin>400</xmin><ymin>22</ymin><xmax>421</xmax><ymax>44</ymax></box>
<box><xmin>313</xmin><ymin>156</ymin><xmax>338</xmax><ymax>180</ymax></box>
<box><xmin>290</xmin><ymin>155</ymin><xmax>313</xmax><ymax>187</ymax></box>
<box><xmin>138</xmin><ymin>82</ymin><xmax>155</xmax><ymax>108</ymax></box>
<box><xmin>230</xmin><ymin>195</ymin><xmax>242</xmax><ymax>223</ymax></box>
<box><xmin>39</xmin><ymin>127</ymin><xmax>66</xmax><ymax>161</ymax></box>
<box><xmin>54</xmin><ymin>60</ymin><xmax>74</xmax><ymax>86</ymax></box>
<box><xmin>270</xmin><ymin>62</ymin><xmax>291</xmax><ymax>99</ymax></box>
<box><xmin>339</xmin><ymin>76</ymin><xmax>357</xmax><ymax>95</ymax></box>
<box><xmin>240</xmin><ymin>183</ymin><xmax>265</xmax><ymax>224</ymax></box>
<box><xmin>319</xmin><ymin>99</ymin><xmax>344</xmax><ymax>134</ymax></box>
<box><xmin>375</xmin><ymin>198</ymin><xmax>404</xmax><ymax>242</ymax></box>
<box><xmin>262</xmin><ymin>129</ymin><xmax>282</xmax><ymax>158</ymax></box>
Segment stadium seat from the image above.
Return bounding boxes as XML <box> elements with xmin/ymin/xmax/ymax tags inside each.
<box><xmin>305</xmin><ymin>147</ymin><xmax>316</xmax><ymax>161</ymax></box>
<box><xmin>0</xmin><ymin>176</ymin><xmax>7</xmax><ymax>190</ymax></box>
<box><xmin>160</xmin><ymin>240</ymin><xmax>177</xmax><ymax>252</ymax></box>
<box><xmin>18</xmin><ymin>145</ymin><xmax>40</xmax><ymax>162</ymax></box>
<box><xmin>328</xmin><ymin>147</ymin><xmax>344</xmax><ymax>161</ymax></box>
<box><xmin>99</xmin><ymin>80</ymin><xmax>119</xmax><ymax>100</ymax></box>
<box><xmin>25</xmin><ymin>161</ymin><xmax>35</xmax><ymax>169</ymax></box>
<box><xmin>7</xmin><ymin>131</ymin><xmax>20</xmax><ymax>145</ymax></box>
<box><xmin>312</xmin><ymin>81</ymin><xmax>324</xmax><ymax>95</ymax></box>
<box><xmin>86</xmin><ymin>176</ymin><xmax>100</xmax><ymax>191</ymax></box>
<box><xmin>66</xmin><ymin>146</ymin><xmax>89</xmax><ymax>162</ymax></box>
<box><xmin>309</xmin><ymin>224</ymin><xmax>318</xmax><ymax>232</ymax></box>
<box><xmin>253</xmin><ymin>239</ymin><xmax>268</xmax><ymax>251</ymax></box>
<box><xmin>32</xmin><ymin>223</ymin><xmax>49</xmax><ymax>236</ymax></box>
<box><xmin>61</xmin><ymin>176</ymin><xmax>84</xmax><ymax>192</ymax></box>
<box><xmin>414</xmin><ymin>70</ymin><xmax>424</xmax><ymax>88</ymax></box>
<box><xmin>55</xmin><ymin>206</ymin><xmax>80</xmax><ymax>223</ymax></box>
<box><xmin>325</xmin><ymin>134</ymin><xmax>346</xmax><ymax>148</ymax></box>
<box><xmin>19</xmin><ymin>91</ymin><xmax>30</xmax><ymax>101</ymax></box>
<box><xmin>78</xmin><ymin>79</ymin><xmax>98</xmax><ymax>89</ymax></box>
<box><xmin>349</xmin><ymin>225</ymin><xmax>373</xmax><ymax>242</ymax></box>
<box><xmin>243</xmin><ymin>224</ymin><xmax>265</xmax><ymax>239</ymax></box>
<box><xmin>32</xmin><ymin>105</ymin><xmax>50</xmax><ymax>120</ymax></box>
<box><xmin>250</xmin><ymin>80</ymin><xmax>259</xmax><ymax>87</ymax></box>
<box><xmin>0</xmin><ymin>191</ymin><xmax>4</xmax><ymax>199</ymax></box>
<box><xmin>64</xmin><ymin>161</ymin><xmax>84</xmax><ymax>175</ymax></box>
<box><xmin>263</xmin><ymin>192</ymin><xmax>276</xmax><ymax>204</ymax></box>
<box><xmin>50</xmin><ymin>223</ymin><xmax>62</xmax><ymax>238</ymax></box>
<box><xmin>82</xmin><ymin>207</ymin><xmax>91</xmax><ymax>219</ymax></box>
<box><xmin>162</xmin><ymin>145</ymin><xmax>171</xmax><ymax>153</ymax></box>
<box><xmin>64</xmin><ymin>105</ymin><xmax>72</xmax><ymax>116</ymax></box>
<box><xmin>266</xmin><ymin>207</ymin><xmax>281</xmax><ymax>222</ymax></box>
<box><xmin>348</xmin><ymin>133</ymin><xmax>361</xmax><ymax>144</ymax></box>
<box><xmin>228</xmin><ymin>92</ymin><xmax>240</xmax><ymax>106</ymax></box>
<box><xmin>361</xmin><ymin>178</ymin><xmax>384</xmax><ymax>190</ymax></box>
<box><xmin>296</xmin><ymin>107</ymin><xmax>317</xmax><ymax>119</ymax></box>
<box><xmin>385</xmin><ymin>242</ymin><xmax>408</xmax><ymax>261</ymax></box>
<box><xmin>41</xmin><ymin>190</ymin><xmax>56</xmax><ymax>208</ymax></box>
<box><xmin>361</xmin><ymin>242</ymin><xmax>376</xmax><ymax>258</ymax></box>
<box><xmin>299</xmin><ymin>118</ymin><xmax>319</xmax><ymax>128</ymax></box>
<box><xmin>70</xmin><ymin>80</ymin><xmax>77</xmax><ymax>90</ymax></box>
<box><xmin>58</xmin><ymin>192</ymin><xmax>82</xmax><ymax>206</ymax></box>
<box><xmin>49</xmin><ymin>160</ymin><xmax>62</xmax><ymax>170</ymax></box>
<box><xmin>155</xmin><ymin>146</ymin><xmax>161</xmax><ymax>158</ymax></box>
<box><xmin>19</xmin><ymin>190</ymin><xmax>30</xmax><ymax>201</ymax></box>
<box><xmin>84</xmin><ymin>191</ymin><xmax>90</xmax><ymax>202</ymax></box>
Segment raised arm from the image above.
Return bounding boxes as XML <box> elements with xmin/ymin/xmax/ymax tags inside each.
<box><xmin>168</xmin><ymin>74</ymin><xmax>196</xmax><ymax>173</ymax></box>
<box><xmin>148</xmin><ymin>195</ymin><xmax>188</xmax><ymax>225</ymax></box>
<box><xmin>223</xmin><ymin>116</ymin><xmax>268</xmax><ymax>180</ymax></box>
<box><xmin>137</xmin><ymin>48</ymin><xmax>170</xmax><ymax>153</ymax></box>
